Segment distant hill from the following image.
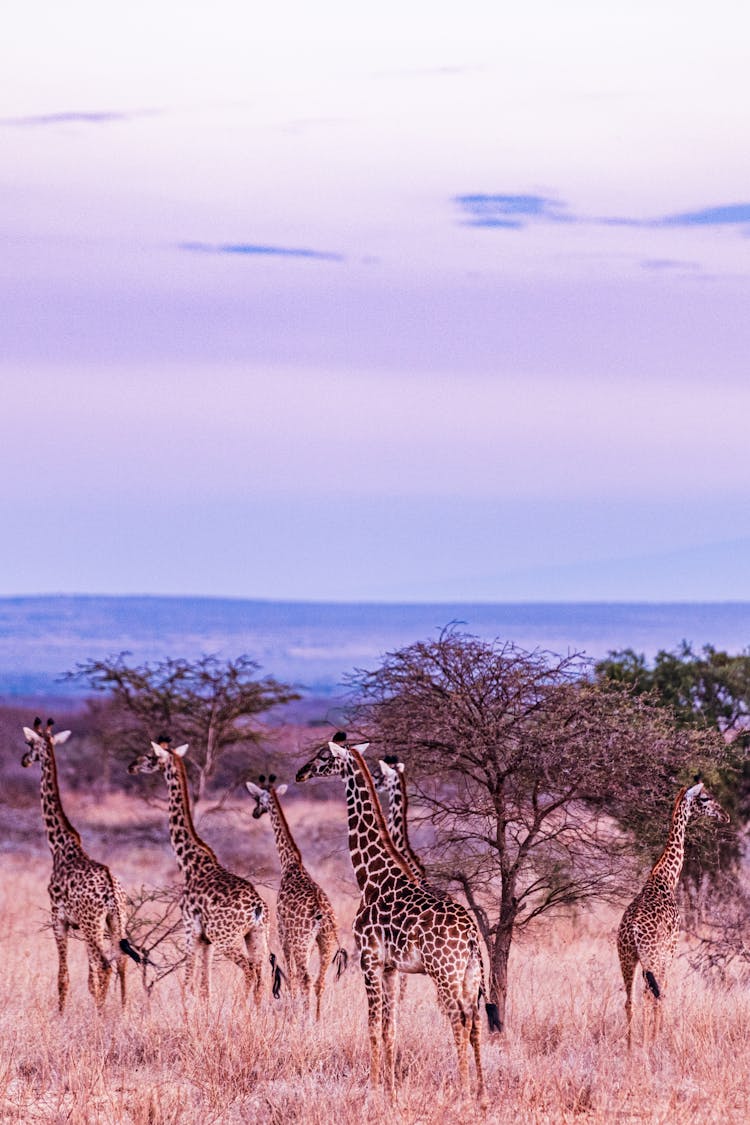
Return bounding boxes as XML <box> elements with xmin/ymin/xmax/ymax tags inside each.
<box><xmin>1</xmin><ymin>595</ymin><xmax>749</xmax><ymax>699</ymax></box>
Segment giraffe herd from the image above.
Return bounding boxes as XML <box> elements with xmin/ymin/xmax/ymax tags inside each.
<box><xmin>20</xmin><ymin>717</ymin><xmax>730</xmax><ymax>1105</ymax></box>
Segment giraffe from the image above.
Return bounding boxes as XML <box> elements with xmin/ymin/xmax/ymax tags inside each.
<box><xmin>296</xmin><ymin>740</ymin><xmax>501</xmax><ymax>1103</ymax></box>
<box><xmin>128</xmin><ymin>740</ymin><xmax>275</xmax><ymax>1004</ymax></box>
<box><xmin>245</xmin><ymin>774</ymin><xmax>347</xmax><ymax>1019</ymax></box>
<box><xmin>617</xmin><ymin>777</ymin><xmax>729</xmax><ymax>1047</ymax></box>
<box><xmin>375</xmin><ymin>756</ymin><xmax>426</xmax><ymax>883</ymax></box>
<box><xmin>374</xmin><ymin>755</ymin><xmax>430</xmax><ymax>1004</ymax></box>
<box><xmin>21</xmin><ymin>717</ymin><xmax>140</xmax><ymax>1012</ymax></box>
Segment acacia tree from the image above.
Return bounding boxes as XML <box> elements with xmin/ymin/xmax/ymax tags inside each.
<box><xmin>66</xmin><ymin>653</ymin><xmax>298</xmax><ymax>800</ymax></box>
<box><xmin>349</xmin><ymin>629</ymin><xmax>730</xmax><ymax>1024</ymax></box>
<box><xmin>595</xmin><ymin>642</ymin><xmax>750</xmax><ymax>746</ymax></box>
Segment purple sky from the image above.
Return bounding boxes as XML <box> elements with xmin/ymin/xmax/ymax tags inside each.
<box><xmin>2</xmin><ymin>3</ymin><xmax>749</xmax><ymax>600</ymax></box>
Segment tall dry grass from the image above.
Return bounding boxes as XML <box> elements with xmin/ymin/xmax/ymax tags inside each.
<box><xmin>1</xmin><ymin>791</ymin><xmax>748</xmax><ymax>1124</ymax></box>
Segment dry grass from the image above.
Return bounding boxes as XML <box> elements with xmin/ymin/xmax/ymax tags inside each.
<box><xmin>1</xmin><ymin>792</ymin><xmax>749</xmax><ymax>1124</ymax></box>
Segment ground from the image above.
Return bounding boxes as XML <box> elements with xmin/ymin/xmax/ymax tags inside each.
<box><xmin>1</xmin><ymin>788</ymin><xmax>748</xmax><ymax>1124</ymax></box>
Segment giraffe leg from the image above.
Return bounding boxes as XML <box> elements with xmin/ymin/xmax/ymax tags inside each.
<box><xmin>298</xmin><ymin>957</ymin><xmax>312</xmax><ymax>1016</ymax></box>
<box><xmin>280</xmin><ymin>938</ymin><xmax>297</xmax><ymax>1001</ymax></box>
<box><xmin>294</xmin><ymin>936</ymin><xmax>313</xmax><ymax>1016</ymax></box>
<box><xmin>86</xmin><ymin>950</ymin><xmax>100</xmax><ymax>1007</ymax></box>
<box><xmin>643</xmin><ymin>953</ymin><xmax>671</xmax><ymax>1045</ymax></box>
<box><xmin>51</xmin><ymin>913</ymin><xmax>70</xmax><ymax>1014</ymax></box>
<box><xmin>183</xmin><ymin>924</ymin><xmax>198</xmax><ymax>997</ymax></box>
<box><xmin>641</xmin><ymin>973</ymin><xmax>657</xmax><ymax>1047</ymax></box>
<box><xmin>382</xmin><ymin>966</ymin><xmax>399</xmax><ymax>1100</ymax></box>
<box><xmin>222</xmin><ymin>943</ymin><xmax>255</xmax><ymax>997</ymax></box>
<box><xmin>85</xmin><ymin>939</ymin><xmax>111</xmax><ymax>1010</ymax></box>
<box><xmin>116</xmin><ymin>952</ymin><xmax>127</xmax><ymax>1008</ymax></box>
<box><xmin>360</xmin><ymin>950</ymin><xmax>384</xmax><ymax>1088</ymax></box>
<box><xmin>617</xmin><ymin>936</ymin><xmax>637</xmax><ymax>1050</ymax></box>
<box><xmin>244</xmin><ymin>925</ymin><xmax>268</xmax><ymax>1005</ymax></box>
<box><xmin>435</xmin><ymin>979</ymin><xmax>471</xmax><ymax>1099</ymax></box>
<box><xmin>315</xmin><ymin>928</ymin><xmax>337</xmax><ymax>1021</ymax></box>
<box><xmin>199</xmin><ymin>939</ymin><xmax>213</xmax><ymax>1002</ymax></box>
<box><xmin>469</xmin><ymin>1005</ymin><xmax>486</xmax><ymax>1108</ymax></box>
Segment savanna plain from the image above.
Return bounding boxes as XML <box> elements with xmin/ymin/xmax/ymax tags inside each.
<box><xmin>1</xmin><ymin>712</ymin><xmax>748</xmax><ymax>1125</ymax></box>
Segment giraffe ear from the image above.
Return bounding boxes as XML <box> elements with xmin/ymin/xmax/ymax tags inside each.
<box><xmin>276</xmin><ymin>783</ymin><xmax>288</xmax><ymax>796</ymax></box>
<box><xmin>686</xmin><ymin>780</ymin><xmax>704</xmax><ymax>799</ymax></box>
<box><xmin>328</xmin><ymin>741</ymin><xmax>346</xmax><ymax>759</ymax></box>
<box><xmin>396</xmin><ymin>762</ymin><xmax>404</xmax><ymax>773</ymax></box>
<box><xmin>22</xmin><ymin>727</ymin><xmax>41</xmax><ymax>743</ymax></box>
<box><xmin>245</xmin><ymin>781</ymin><xmax>263</xmax><ymax>798</ymax></box>
<box><xmin>173</xmin><ymin>744</ymin><xmax>189</xmax><ymax>758</ymax></box>
<box><xmin>352</xmin><ymin>743</ymin><xmax>370</xmax><ymax>754</ymax></box>
<box><xmin>379</xmin><ymin>758</ymin><xmax>396</xmax><ymax>778</ymax></box>
<box><xmin>151</xmin><ymin>741</ymin><xmax>170</xmax><ymax>759</ymax></box>
<box><xmin>53</xmin><ymin>730</ymin><xmax>72</xmax><ymax>746</ymax></box>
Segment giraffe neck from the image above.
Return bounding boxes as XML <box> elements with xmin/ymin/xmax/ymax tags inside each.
<box><xmin>38</xmin><ymin>742</ymin><xmax>82</xmax><ymax>857</ymax></box>
<box><xmin>386</xmin><ymin>771</ymin><xmax>426</xmax><ymax>882</ymax></box>
<box><xmin>650</xmin><ymin>785</ymin><xmax>692</xmax><ymax>892</ymax></box>
<box><xmin>343</xmin><ymin>747</ymin><xmax>416</xmax><ymax>894</ymax></box>
<box><xmin>163</xmin><ymin>755</ymin><xmax>217</xmax><ymax>875</ymax></box>
<box><xmin>268</xmin><ymin>790</ymin><xmax>302</xmax><ymax>873</ymax></box>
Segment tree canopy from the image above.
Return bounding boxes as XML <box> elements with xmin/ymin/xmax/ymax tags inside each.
<box><xmin>66</xmin><ymin>653</ymin><xmax>299</xmax><ymax>799</ymax></box>
<box><xmin>595</xmin><ymin>641</ymin><xmax>750</xmax><ymax>827</ymax></box>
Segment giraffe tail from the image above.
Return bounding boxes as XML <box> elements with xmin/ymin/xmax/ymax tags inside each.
<box><xmin>119</xmin><ymin>938</ymin><xmax>142</xmax><ymax>965</ymax></box>
<box><xmin>332</xmin><ymin>946</ymin><xmax>348</xmax><ymax>980</ymax></box>
<box><xmin>270</xmin><ymin>952</ymin><xmax>287</xmax><ymax>999</ymax></box>
<box><xmin>645</xmin><ymin>970</ymin><xmax>661</xmax><ymax>999</ymax></box>
<box><xmin>471</xmin><ymin>935</ymin><xmax>502</xmax><ymax>1034</ymax></box>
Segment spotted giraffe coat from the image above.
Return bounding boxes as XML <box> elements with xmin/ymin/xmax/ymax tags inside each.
<box><xmin>22</xmin><ymin>720</ymin><xmax>139</xmax><ymax>1011</ymax></box>
<box><xmin>617</xmin><ymin>779</ymin><xmax>729</xmax><ymax>1046</ymax></box>
<box><xmin>296</xmin><ymin>741</ymin><xmax>500</xmax><ymax>1103</ymax></box>
<box><xmin>246</xmin><ymin>780</ymin><xmax>345</xmax><ymax>1018</ymax></box>
<box><xmin>129</xmin><ymin>742</ymin><xmax>270</xmax><ymax>1003</ymax></box>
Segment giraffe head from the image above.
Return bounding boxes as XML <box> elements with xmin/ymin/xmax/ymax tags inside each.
<box><xmin>295</xmin><ymin>740</ymin><xmax>369</xmax><ymax>783</ymax></box>
<box><xmin>374</xmin><ymin>755</ymin><xmax>403</xmax><ymax>795</ymax></box>
<box><xmin>684</xmin><ymin>777</ymin><xmax>730</xmax><ymax>824</ymax></box>
<box><xmin>127</xmin><ymin>740</ymin><xmax>189</xmax><ymax>774</ymax></box>
<box><xmin>245</xmin><ymin>775</ymin><xmax>288</xmax><ymax>819</ymax></box>
<box><xmin>21</xmin><ymin>717</ymin><xmax>71</xmax><ymax>767</ymax></box>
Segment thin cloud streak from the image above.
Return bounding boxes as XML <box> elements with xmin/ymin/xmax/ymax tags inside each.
<box><xmin>180</xmin><ymin>241</ymin><xmax>344</xmax><ymax>262</ymax></box>
<box><xmin>0</xmin><ymin>109</ymin><xmax>159</xmax><ymax>127</ymax></box>
<box><xmin>640</xmin><ymin>258</ymin><xmax>701</xmax><ymax>272</ymax></box>
<box><xmin>456</xmin><ymin>194</ymin><xmax>750</xmax><ymax>234</ymax></box>
<box><xmin>456</xmin><ymin>194</ymin><xmax>571</xmax><ymax>227</ymax></box>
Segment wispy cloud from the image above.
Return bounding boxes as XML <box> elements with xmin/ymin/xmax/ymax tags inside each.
<box><xmin>455</xmin><ymin>194</ymin><xmax>571</xmax><ymax>228</ymax></box>
<box><xmin>181</xmin><ymin>241</ymin><xmax>343</xmax><ymax>262</ymax></box>
<box><xmin>0</xmin><ymin>109</ymin><xmax>157</xmax><ymax>127</ymax></box>
<box><xmin>457</xmin><ymin>194</ymin><xmax>750</xmax><ymax>235</ymax></box>
<box><xmin>640</xmin><ymin>258</ymin><xmax>702</xmax><ymax>272</ymax></box>
<box><xmin>652</xmin><ymin>203</ymin><xmax>750</xmax><ymax>228</ymax></box>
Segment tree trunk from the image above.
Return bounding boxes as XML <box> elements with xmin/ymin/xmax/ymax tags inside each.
<box><xmin>489</xmin><ymin>904</ymin><xmax>516</xmax><ymax>1027</ymax></box>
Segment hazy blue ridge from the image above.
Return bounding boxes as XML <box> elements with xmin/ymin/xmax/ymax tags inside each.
<box><xmin>1</xmin><ymin>595</ymin><xmax>749</xmax><ymax>699</ymax></box>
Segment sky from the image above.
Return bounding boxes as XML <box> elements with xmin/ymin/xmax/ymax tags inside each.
<box><xmin>2</xmin><ymin>1</ymin><xmax>749</xmax><ymax>601</ymax></box>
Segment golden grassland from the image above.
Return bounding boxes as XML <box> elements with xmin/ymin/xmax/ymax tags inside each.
<box><xmin>1</xmin><ymin>790</ymin><xmax>749</xmax><ymax>1125</ymax></box>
